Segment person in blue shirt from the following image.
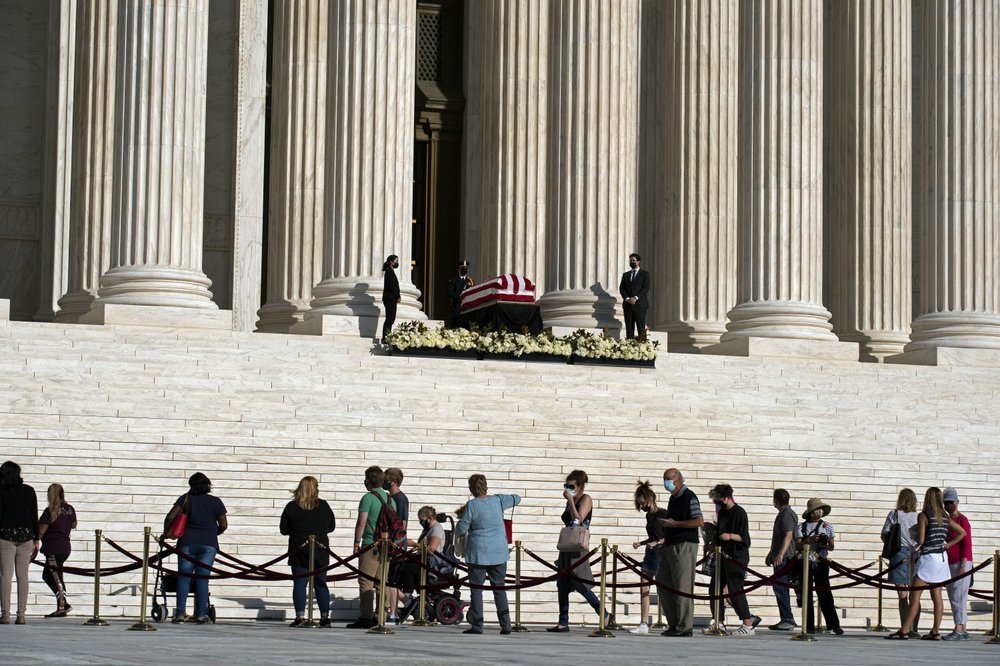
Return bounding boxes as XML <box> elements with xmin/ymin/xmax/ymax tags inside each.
<box><xmin>455</xmin><ymin>474</ymin><xmax>520</xmax><ymax>634</ymax></box>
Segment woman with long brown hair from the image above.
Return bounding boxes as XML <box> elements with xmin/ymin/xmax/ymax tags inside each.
<box><xmin>887</xmin><ymin>487</ymin><xmax>966</xmax><ymax>640</ymax></box>
<box><xmin>38</xmin><ymin>483</ymin><xmax>77</xmax><ymax>617</ymax></box>
<box><xmin>881</xmin><ymin>488</ymin><xmax>919</xmax><ymax>635</ymax></box>
<box><xmin>279</xmin><ymin>476</ymin><xmax>336</xmax><ymax>627</ymax></box>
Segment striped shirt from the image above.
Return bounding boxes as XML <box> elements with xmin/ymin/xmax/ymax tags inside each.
<box><xmin>921</xmin><ymin>510</ymin><xmax>949</xmax><ymax>554</ymax></box>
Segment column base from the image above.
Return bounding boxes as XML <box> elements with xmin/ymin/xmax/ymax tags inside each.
<box><xmin>80</xmin><ymin>303</ymin><xmax>232</xmax><ymax>330</ymax></box>
<box><xmin>885</xmin><ymin>346</ymin><xmax>1000</xmax><ymax>368</ymax></box>
<box><xmin>0</xmin><ymin>298</ymin><xmax>9</xmax><ymax>321</ymax></box>
<box><xmin>662</xmin><ymin>321</ymin><xmax>728</xmax><ymax>353</ymax></box>
<box><xmin>904</xmin><ymin>312</ymin><xmax>1000</xmax><ymax>352</ymax></box>
<box><xmin>721</xmin><ymin>301</ymin><xmax>838</xmax><ymax>342</ymax></box>
<box><xmin>703</xmin><ymin>336</ymin><xmax>859</xmax><ymax>361</ymax></box>
<box><xmin>95</xmin><ymin>266</ymin><xmax>219</xmax><ymax>309</ymax></box>
<box><xmin>307</xmin><ymin>276</ymin><xmax>425</xmax><ymax>320</ymax></box>
<box><xmin>55</xmin><ymin>289</ymin><xmax>98</xmax><ymax>324</ymax></box>
<box><xmin>255</xmin><ymin>299</ymin><xmax>311</xmax><ymax>334</ymax></box>
<box><xmin>536</xmin><ymin>288</ymin><xmax>622</xmax><ymax>331</ymax></box>
<box><xmin>835</xmin><ymin>330</ymin><xmax>909</xmax><ymax>363</ymax></box>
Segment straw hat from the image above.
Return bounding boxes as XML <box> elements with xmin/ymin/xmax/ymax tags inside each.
<box><xmin>802</xmin><ymin>497</ymin><xmax>831</xmax><ymax>519</ymax></box>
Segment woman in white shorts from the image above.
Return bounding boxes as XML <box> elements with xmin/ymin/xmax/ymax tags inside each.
<box><xmin>886</xmin><ymin>487</ymin><xmax>966</xmax><ymax>640</ymax></box>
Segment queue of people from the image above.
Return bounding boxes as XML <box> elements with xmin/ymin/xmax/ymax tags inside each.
<box><xmin>0</xmin><ymin>459</ymin><xmax>984</xmax><ymax>640</ymax></box>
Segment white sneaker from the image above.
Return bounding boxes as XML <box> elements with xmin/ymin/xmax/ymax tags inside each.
<box><xmin>702</xmin><ymin>621</ymin><xmax>726</xmax><ymax>634</ymax></box>
<box><xmin>629</xmin><ymin>623</ymin><xmax>649</xmax><ymax>635</ymax></box>
<box><xmin>732</xmin><ymin>624</ymin><xmax>755</xmax><ymax>637</ymax></box>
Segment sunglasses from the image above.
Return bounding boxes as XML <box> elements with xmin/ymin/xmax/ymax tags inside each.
<box><xmin>564</xmin><ymin>484</ymin><xmax>577</xmax><ymax>490</ymax></box>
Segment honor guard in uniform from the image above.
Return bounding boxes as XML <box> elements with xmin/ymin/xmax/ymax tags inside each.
<box><xmin>447</xmin><ymin>260</ymin><xmax>474</xmax><ymax>327</ymax></box>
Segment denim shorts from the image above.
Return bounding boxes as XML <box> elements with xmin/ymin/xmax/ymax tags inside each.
<box><xmin>888</xmin><ymin>547</ymin><xmax>912</xmax><ymax>585</ymax></box>
<box><xmin>641</xmin><ymin>547</ymin><xmax>660</xmax><ymax>574</ymax></box>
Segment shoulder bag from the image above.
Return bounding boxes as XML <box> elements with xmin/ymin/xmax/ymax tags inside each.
<box><xmin>557</xmin><ymin>525</ymin><xmax>591</xmax><ymax>552</ymax></box>
<box><xmin>881</xmin><ymin>510</ymin><xmax>902</xmax><ymax>559</ymax></box>
<box><xmin>164</xmin><ymin>494</ymin><xmax>189</xmax><ymax>540</ymax></box>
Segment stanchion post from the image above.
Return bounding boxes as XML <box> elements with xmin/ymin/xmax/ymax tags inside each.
<box><xmin>588</xmin><ymin>538</ymin><xmax>614</xmax><ymax>638</ymax></box>
<box><xmin>298</xmin><ymin>535</ymin><xmax>320</xmax><ymax>628</ymax></box>
<box><xmin>411</xmin><ymin>543</ymin><xmax>433</xmax><ymax>626</ymax></box>
<box><xmin>605</xmin><ymin>545</ymin><xmax>623</xmax><ymax>630</ymax></box>
<box><xmin>870</xmin><ymin>557</ymin><xmax>889</xmax><ymax>632</ymax></box>
<box><xmin>128</xmin><ymin>527</ymin><xmax>156</xmax><ymax>631</ymax></box>
<box><xmin>988</xmin><ymin>550</ymin><xmax>1000</xmax><ymax>644</ymax></box>
<box><xmin>83</xmin><ymin>529</ymin><xmax>109</xmax><ymax>626</ymax></box>
<box><xmin>368</xmin><ymin>532</ymin><xmax>394</xmax><ymax>635</ymax></box>
<box><xmin>704</xmin><ymin>546</ymin><xmax>727</xmax><ymax>636</ymax></box>
<box><xmin>652</xmin><ymin>593</ymin><xmax>665</xmax><ymax>628</ymax></box>
<box><xmin>790</xmin><ymin>545</ymin><xmax>814</xmax><ymax>642</ymax></box>
<box><xmin>512</xmin><ymin>540</ymin><xmax>529</xmax><ymax>632</ymax></box>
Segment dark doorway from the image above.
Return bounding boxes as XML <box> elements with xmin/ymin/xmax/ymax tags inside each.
<box><xmin>413</xmin><ymin>0</ymin><xmax>464</xmax><ymax>321</ymax></box>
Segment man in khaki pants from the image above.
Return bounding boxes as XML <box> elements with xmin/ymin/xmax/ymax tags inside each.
<box><xmin>656</xmin><ymin>468</ymin><xmax>704</xmax><ymax>637</ymax></box>
<box><xmin>346</xmin><ymin>466</ymin><xmax>395</xmax><ymax>629</ymax></box>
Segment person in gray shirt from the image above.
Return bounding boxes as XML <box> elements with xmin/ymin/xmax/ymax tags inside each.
<box><xmin>764</xmin><ymin>489</ymin><xmax>797</xmax><ymax>630</ymax></box>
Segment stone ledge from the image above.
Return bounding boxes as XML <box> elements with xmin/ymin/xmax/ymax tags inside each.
<box><xmin>80</xmin><ymin>303</ymin><xmax>232</xmax><ymax>330</ymax></box>
<box><xmin>702</xmin><ymin>336</ymin><xmax>860</xmax><ymax>361</ymax></box>
<box><xmin>296</xmin><ymin>314</ymin><xmax>441</xmax><ymax>338</ymax></box>
<box><xmin>0</xmin><ymin>298</ymin><xmax>9</xmax><ymax>321</ymax></box>
<box><xmin>885</xmin><ymin>346</ymin><xmax>1000</xmax><ymax>368</ymax></box>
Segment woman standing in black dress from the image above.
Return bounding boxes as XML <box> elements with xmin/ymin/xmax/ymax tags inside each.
<box><xmin>382</xmin><ymin>254</ymin><xmax>400</xmax><ymax>342</ymax></box>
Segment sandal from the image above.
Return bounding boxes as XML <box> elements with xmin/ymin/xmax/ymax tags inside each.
<box><xmin>885</xmin><ymin>630</ymin><xmax>909</xmax><ymax>640</ymax></box>
<box><xmin>921</xmin><ymin>632</ymin><xmax>942</xmax><ymax>641</ymax></box>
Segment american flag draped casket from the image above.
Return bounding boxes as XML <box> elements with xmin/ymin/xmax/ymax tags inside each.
<box><xmin>460</xmin><ymin>274</ymin><xmax>536</xmax><ymax>313</ymax></box>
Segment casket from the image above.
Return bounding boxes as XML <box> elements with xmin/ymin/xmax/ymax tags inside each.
<box><xmin>460</xmin><ymin>274</ymin><xmax>536</xmax><ymax>313</ymax></box>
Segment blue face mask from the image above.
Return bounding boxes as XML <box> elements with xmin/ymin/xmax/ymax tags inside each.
<box><xmin>664</xmin><ymin>479</ymin><xmax>676</xmax><ymax>493</ymax></box>
<box><xmin>382</xmin><ymin>481</ymin><xmax>392</xmax><ymax>491</ymax></box>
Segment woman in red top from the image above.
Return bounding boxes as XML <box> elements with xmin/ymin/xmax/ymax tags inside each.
<box><xmin>38</xmin><ymin>483</ymin><xmax>77</xmax><ymax>617</ymax></box>
<box><xmin>942</xmin><ymin>487</ymin><xmax>973</xmax><ymax>641</ymax></box>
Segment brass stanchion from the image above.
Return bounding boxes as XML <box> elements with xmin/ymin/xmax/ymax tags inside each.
<box><xmin>652</xmin><ymin>594</ymin><xmax>666</xmax><ymax>628</ymax></box>
<box><xmin>605</xmin><ymin>546</ymin><xmax>623</xmax><ymax>630</ymax></box>
<box><xmin>128</xmin><ymin>527</ymin><xmax>156</xmax><ymax>631</ymax></box>
<box><xmin>411</xmin><ymin>544</ymin><xmax>433</xmax><ymax>626</ymax></box>
<box><xmin>83</xmin><ymin>529</ymin><xmax>109</xmax><ymax>626</ymax></box>
<box><xmin>368</xmin><ymin>532</ymin><xmax>394</xmax><ymax>634</ymax></box>
<box><xmin>588</xmin><ymin>538</ymin><xmax>614</xmax><ymax>638</ymax></box>
<box><xmin>511</xmin><ymin>540</ymin><xmax>529</xmax><ymax>632</ymax></box>
<box><xmin>790</xmin><ymin>545</ymin><xmax>814</xmax><ymax>642</ymax></box>
<box><xmin>870</xmin><ymin>557</ymin><xmax>889</xmax><ymax>632</ymax></box>
<box><xmin>988</xmin><ymin>550</ymin><xmax>1000</xmax><ymax>644</ymax></box>
<box><xmin>298</xmin><ymin>535</ymin><xmax>320</xmax><ymax>628</ymax></box>
<box><xmin>704</xmin><ymin>546</ymin><xmax>727</xmax><ymax>636</ymax></box>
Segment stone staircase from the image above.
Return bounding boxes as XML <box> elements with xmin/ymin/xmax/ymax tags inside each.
<box><xmin>1</xmin><ymin>311</ymin><xmax>998</xmax><ymax>628</ymax></box>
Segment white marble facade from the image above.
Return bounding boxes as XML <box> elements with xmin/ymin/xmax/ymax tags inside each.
<box><xmin>2</xmin><ymin>0</ymin><xmax>1000</xmax><ymax>362</ymax></box>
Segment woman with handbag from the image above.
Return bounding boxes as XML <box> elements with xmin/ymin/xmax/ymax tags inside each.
<box><xmin>547</xmin><ymin>470</ymin><xmax>610</xmax><ymax>632</ymax></box>
<box><xmin>880</xmin><ymin>488</ymin><xmax>919</xmax><ymax>635</ymax></box>
<box><xmin>164</xmin><ymin>472</ymin><xmax>227</xmax><ymax>624</ymax></box>
<box><xmin>0</xmin><ymin>461</ymin><xmax>39</xmax><ymax>625</ymax></box>
<box><xmin>279</xmin><ymin>476</ymin><xmax>336</xmax><ymax>627</ymax></box>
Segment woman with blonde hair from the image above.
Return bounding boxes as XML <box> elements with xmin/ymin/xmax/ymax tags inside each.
<box><xmin>628</xmin><ymin>480</ymin><xmax>668</xmax><ymax>634</ymax></box>
<box><xmin>38</xmin><ymin>483</ymin><xmax>77</xmax><ymax>617</ymax></box>
<box><xmin>887</xmin><ymin>487</ymin><xmax>966</xmax><ymax>640</ymax></box>
<box><xmin>881</xmin><ymin>488</ymin><xmax>919</xmax><ymax>635</ymax></box>
<box><xmin>279</xmin><ymin>476</ymin><xmax>336</xmax><ymax>627</ymax></box>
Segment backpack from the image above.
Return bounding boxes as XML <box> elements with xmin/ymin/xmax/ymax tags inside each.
<box><xmin>371</xmin><ymin>491</ymin><xmax>407</xmax><ymax>556</ymax></box>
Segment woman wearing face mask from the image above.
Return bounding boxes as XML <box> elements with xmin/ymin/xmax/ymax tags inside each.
<box><xmin>794</xmin><ymin>498</ymin><xmax>843</xmax><ymax>635</ymax></box>
<box><xmin>381</xmin><ymin>254</ymin><xmax>401</xmax><ymax>343</ymax></box>
<box><xmin>547</xmin><ymin>470</ymin><xmax>611</xmax><ymax>632</ymax></box>
<box><xmin>628</xmin><ymin>480</ymin><xmax>668</xmax><ymax>634</ymax></box>
<box><xmin>396</xmin><ymin>506</ymin><xmax>447</xmax><ymax>622</ymax></box>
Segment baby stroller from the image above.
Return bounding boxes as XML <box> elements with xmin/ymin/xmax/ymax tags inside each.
<box><xmin>400</xmin><ymin>514</ymin><xmax>468</xmax><ymax>625</ymax></box>
<box><xmin>151</xmin><ymin>542</ymin><xmax>216</xmax><ymax>623</ymax></box>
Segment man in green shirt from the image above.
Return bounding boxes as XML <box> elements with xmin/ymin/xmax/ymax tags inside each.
<box><xmin>346</xmin><ymin>466</ymin><xmax>396</xmax><ymax>629</ymax></box>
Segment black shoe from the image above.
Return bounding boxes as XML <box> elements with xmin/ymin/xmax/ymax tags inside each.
<box><xmin>500</xmin><ymin>627</ymin><xmax>512</xmax><ymax>635</ymax></box>
<box><xmin>191</xmin><ymin>616</ymin><xmax>211</xmax><ymax>625</ymax></box>
<box><xmin>463</xmin><ymin>627</ymin><xmax>484</xmax><ymax>634</ymax></box>
<box><xmin>546</xmin><ymin>625</ymin><xmax>570</xmax><ymax>632</ymax></box>
<box><xmin>289</xmin><ymin>617</ymin><xmax>304</xmax><ymax>628</ymax></box>
<box><xmin>319</xmin><ymin>618</ymin><xmax>332</xmax><ymax>628</ymax></box>
<box><xmin>345</xmin><ymin>618</ymin><xmax>373</xmax><ymax>629</ymax></box>
<box><xmin>45</xmin><ymin>608</ymin><xmax>67</xmax><ymax>618</ymax></box>
<box><xmin>832</xmin><ymin>627</ymin><xmax>844</xmax><ymax>636</ymax></box>
<box><xmin>750</xmin><ymin>615</ymin><xmax>762</xmax><ymax>629</ymax></box>
<box><xmin>662</xmin><ymin>628</ymin><xmax>692</xmax><ymax>637</ymax></box>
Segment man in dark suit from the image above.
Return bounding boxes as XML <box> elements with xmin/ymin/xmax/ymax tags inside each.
<box><xmin>447</xmin><ymin>260</ymin><xmax>474</xmax><ymax>328</ymax></box>
<box><xmin>619</xmin><ymin>253</ymin><xmax>650</xmax><ymax>340</ymax></box>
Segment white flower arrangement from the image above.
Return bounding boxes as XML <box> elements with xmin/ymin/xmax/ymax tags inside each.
<box><xmin>386</xmin><ymin>322</ymin><xmax>657</xmax><ymax>362</ymax></box>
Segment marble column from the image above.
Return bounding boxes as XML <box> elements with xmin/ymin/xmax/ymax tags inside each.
<box><xmin>659</xmin><ymin>0</ymin><xmax>739</xmax><ymax>350</ymax></box>
<box><xmin>256</xmin><ymin>0</ymin><xmax>327</xmax><ymax>333</ymax></box>
<box><xmin>906</xmin><ymin>0</ymin><xmax>1000</xmax><ymax>351</ymax></box>
<box><xmin>93</xmin><ymin>0</ymin><xmax>218</xmax><ymax>310</ymax></box>
<box><xmin>466</xmin><ymin>0</ymin><xmax>548</xmax><ymax>288</ymax></box>
<box><xmin>308</xmin><ymin>0</ymin><xmax>424</xmax><ymax>320</ymax></box>
<box><xmin>37</xmin><ymin>0</ymin><xmax>76</xmax><ymax>321</ymax></box>
<box><xmin>56</xmin><ymin>0</ymin><xmax>116</xmax><ymax>323</ymax></box>
<box><xmin>538</xmin><ymin>0</ymin><xmax>639</xmax><ymax>329</ymax></box>
<box><xmin>722</xmin><ymin>0</ymin><xmax>837</xmax><ymax>342</ymax></box>
<box><xmin>825</xmin><ymin>0</ymin><xmax>912</xmax><ymax>360</ymax></box>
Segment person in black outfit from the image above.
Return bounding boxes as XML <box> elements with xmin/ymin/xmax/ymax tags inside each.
<box><xmin>709</xmin><ymin>484</ymin><xmax>758</xmax><ymax>636</ymax></box>
<box><xmin>381</xmin><ymin>254</ymin><xmax>401</xmax><ymax>342</ymax></box>
<box><xmin>0</xmin><ymin>461</ymin><xmax>39</xmax><ymax>625</ymax></box>
<box><xmin>447</xmin><ymin>260</ymin><xmax>474</xmax><ymax>327</ymax></box>
<box><xmin>279</xmin><ymin>476</ymin><xmax>336</xmax><ymax>627</ymax></box>
<box><xmin>619</xmin><ymin>253</ymin><xmax>650</xmax><ymax>339</ymax></box>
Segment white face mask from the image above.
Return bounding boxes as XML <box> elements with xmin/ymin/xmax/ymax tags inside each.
<box><xmin>564</xmin><ymin>487</ymin><xmax>577</xmax><ymax>498</ymax></box>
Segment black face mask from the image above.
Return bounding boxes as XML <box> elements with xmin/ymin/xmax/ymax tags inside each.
<box><xmin>641</xmin><ymin>505</ymin><xmax>650</xmax><ymax>513</ymax></box>
<box><xmin>382</xmin><ymin>481</ymin><xmax>392</xmax><ymax>491</ymax></box>
<box><xmin>420</xmin><ymin>519</ymin><xmax>430</xmax><ymax>530</ymax></box>
<box><xmin>459</xmin><ymin>269</ymin><xmax>468</xmax><ymax>276</ymax></box>
<box><xmin>629</xmin><ymin>261</ymin><xmax>638</xmax><ymax>269</ymax></box>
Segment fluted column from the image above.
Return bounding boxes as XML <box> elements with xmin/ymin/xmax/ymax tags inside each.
<box><xmin>722</xmin><ymin>0</ymin><xmax>836</xmax><ymax>341</ymax></box>
<box><xmin>256</xmin><ymin>0</ymin><xmax>326</xmax><ymax>333</ymax></box>
<box><xmin>825</xmin><ymin>0</ymin><xmax>912</xmax><ymax>360</ymax></box>
<box><xmin>659</xmin><ymin>0</ymin><xmax>738</xmax><ymax>350</ymax></box>
<box><xmin>94</xmin><ymin>0</ymin><xmax>217</xmax><ymax>309</ymax></box>
<box><xmin>56</xmin><ymin>0</ymin><xmax>116</xmax><ymax>323</ymax></box>
<box><xmin>538</xmin><ymin>0</ymin><xmax>639</xmax><ymax>329</ymax></box>
<box><xmin>308</xmin><ymin>0</ymin><xmax>423</xmax><ymax>320</ymax></box>
<box><xmin>906</xmin><ymin>0</ymin><xmax>1000</xmax><ymax>351</ymax></box>
<box><xmin>468</xmin><ymin>0</ymin><xmax>548</xmax><ymax>287</ymax></box>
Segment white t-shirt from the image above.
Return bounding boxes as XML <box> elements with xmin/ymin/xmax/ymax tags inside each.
<box><xmin>881</xmin><ymin>510</ymin><xmax>919</xmax><ymax>549</ymax></box>
<box><xmin>420</xmin><ymin>522</ymin><xmax>446</xmax><ymax>554</ymax></box>
<box><xmin>795</xmin><ymin>520</ymin><xmax>835</xmax><ymax>561</ymax></box>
